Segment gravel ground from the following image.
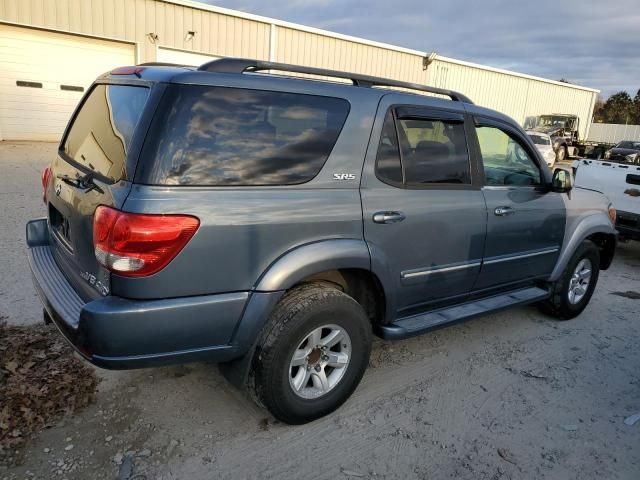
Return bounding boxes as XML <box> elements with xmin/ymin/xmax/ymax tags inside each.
<box><xmin>1</xmin><ymin>142</ymin><xmax>639</xmax><ymax>480</ymax></box>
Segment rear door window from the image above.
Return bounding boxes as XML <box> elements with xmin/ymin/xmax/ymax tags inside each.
<box><xmin>139</xmin><ymin>85</ymin><xmax>350</xmax><ymax>186</ymax></box>
<box><xmin>375</xmin><ymin>108</ymin><xmax>471</xmax><ymax>186</ymax></box>
<box><xmin>62</xmin><ymin>84</ymin><xmax>150</xmax><ymax>182</ymax></box>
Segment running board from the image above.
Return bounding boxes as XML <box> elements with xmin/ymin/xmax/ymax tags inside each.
<box><xmin>378</xmin><ymin>286</ymin><xmax>550</xmax><ymax>340</ymax></box>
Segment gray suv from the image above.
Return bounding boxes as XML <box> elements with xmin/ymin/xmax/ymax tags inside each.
<box><xmin>27</xmin><ymin>59</ymin><xmax>617</xmax><ymax>424</ymax></box>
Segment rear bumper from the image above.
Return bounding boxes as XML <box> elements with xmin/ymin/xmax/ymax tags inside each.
<box><xmin>27</xmin><ymin>219</ymin><xmax>250</xmax><ymax>369</ymax></box>
<box><xmin>616</xmin><ymin>211</ymin><xmax>640</xmax><ymax>240</ymax></box>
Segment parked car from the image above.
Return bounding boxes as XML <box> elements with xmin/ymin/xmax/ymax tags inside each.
<box><xmin>27</xmin><ymin>59</ymin><xmax>617</xmax><ymax>424</ymax></box>
<box><xmin>527</xmin><ymin>130</ymin><xmax>556</xmax><ymax>167</ymax></box>
<box><xmin>604</xmin><ymin>140</ymin><xmax>640</xmax><ymax>164</ymax></box>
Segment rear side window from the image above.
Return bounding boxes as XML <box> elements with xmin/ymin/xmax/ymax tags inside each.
<box><xmin>62</xmin><ymin>84</ymin><xmax>149</xmax><ymax>182</ymax></box>
<box><xmin>375</xmin><ymin>111</ymin><xmax>403</xmax><ymax>184</ymax></box>
<box><xmin>140</xmin><ymin>85</ymin><xmax>350</xmax><ymax>186</ymax></box>
<box><xmin>399</xmin><ymin>118</ymin><xmax>470</xmax><ymax>184</ymax></box>
<box><xmin>375</xmin><ymin>109</ymin><xmax>471</xmax><ymax>185</ymax></box>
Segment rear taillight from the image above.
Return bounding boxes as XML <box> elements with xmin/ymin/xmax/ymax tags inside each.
<box><xmin>93</xmin><ymin>206</ymin><xmax>199</xmax><ymax>277</ymax></box>
<box><xmin>41</xmin><ymin>166</ymin><xmax>52</xmax><ymax>203</ymax></box>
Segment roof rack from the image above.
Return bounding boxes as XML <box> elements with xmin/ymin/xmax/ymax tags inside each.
<box><xmin>197</xmin><ymin>58</ymin><xmax>473</xmax><ymax>104</ymax></box>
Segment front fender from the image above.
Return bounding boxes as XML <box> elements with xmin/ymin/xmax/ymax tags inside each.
<box><xmin>549</xmin><ymin>213</ymin><xmax>616</xmax><ymax>281</ymax></box>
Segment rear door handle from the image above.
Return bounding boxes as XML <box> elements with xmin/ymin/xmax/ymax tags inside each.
<box><xmin>494</xmin><ymin>206</ymin><xmax>515</xmax><ymax>216</ymax></box>
<box><xmin>373</xmin><ymin>211</ymin><xmax>406</xmax><ymax>224</ymax></box>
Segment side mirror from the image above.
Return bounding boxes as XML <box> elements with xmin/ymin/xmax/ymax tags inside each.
<box><xmin>551</xmin><ymin>168</ymin><xmax>573</xmax><ymax>193</ymax></box>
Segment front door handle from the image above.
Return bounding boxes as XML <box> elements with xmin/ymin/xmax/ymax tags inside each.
<box><xmin>494</xmin><ymin>206</ymin><xmax>515</xmax><ymax>216</ymax></box>
<box><xmin>373</xmin><ymin>211</ymin><xmax>406</xmax><ymax>224</ymax></box>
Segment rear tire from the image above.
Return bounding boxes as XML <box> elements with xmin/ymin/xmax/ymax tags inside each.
<box><xmin>251</xmin><ymin>283</ymin><xmax>372</xmax><ymax>424</ymax></box>
<box><xmin>539</xmin><ymin>240</ymin><xmax>600</xmax><ymax>320</ymax></box>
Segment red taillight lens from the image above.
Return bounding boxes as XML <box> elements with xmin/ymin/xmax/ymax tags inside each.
<box><xmin>41</xmin><ymin>166</ymin><xmax>52</xmax><ymax>203</ymax></box>
<box><xmin>93</xmin><ymin>206</ymin><xmax>199</xmax><ymax>277</ymax></box>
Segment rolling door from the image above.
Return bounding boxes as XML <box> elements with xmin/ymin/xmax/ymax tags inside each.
<box><xmin>0</xmin><ymin>24</ymin><xmax>135</xmax><ymax>141</ymax></box>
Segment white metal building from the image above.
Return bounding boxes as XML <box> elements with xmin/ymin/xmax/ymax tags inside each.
<box><xmin>0</xmin><ymin>0</ymin><xmax>599</xmax><ymax>142</ymax></box>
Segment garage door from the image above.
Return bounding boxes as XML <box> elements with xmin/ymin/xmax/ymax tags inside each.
<box><xmin>0</xmin><ymin>25</ymin><xmax>135</xmax><ymax>141</ymax></box>
<box><xmin>157</xmin><ymin>47</ymin><xmax>220</xmax><ymax>67</ymax></box>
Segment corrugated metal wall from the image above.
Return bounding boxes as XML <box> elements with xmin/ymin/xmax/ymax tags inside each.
<box><xmin>0</xmin><ymin>0</ymin><xmax>598</xmax><ymax>139</ymax></box>
<box><xmin>588</xmin><ymin>123</ymin><xmax>640</xmax><ymax>144</ymax></box>
<box><xmin>0</xmin><ymin>0</ymin><xmax>271</xmax><ymax>62</ymax></box>
<box><xmin>274</xmin><ymin>26</ymin><xmax>428</xmax><ymax>84</ymax></box>
<box><xmin>430</xmin><ymin>58</ymin><xmax>598</xmax><ymax>140</ymax></box>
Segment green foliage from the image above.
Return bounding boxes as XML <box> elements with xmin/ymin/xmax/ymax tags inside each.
<box><xmin>594</xmin><ymin>89</ymin><xmax>640</xmax><ymax>124</ymax></box>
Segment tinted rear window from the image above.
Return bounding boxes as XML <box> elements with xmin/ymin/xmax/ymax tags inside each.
<box><xmin>139</xmin><ymin>85</ymin><xmax>350</xmax><ymax>186</ymax></box>
<box><xmin>375</xmin><ymin>110</ymin><xmax>471</xmax><ymax>185</ymax></box>
<box><xmin>62</xmin><ymin>84</ymin><xmax>149</xmax><ymax>182</ymax></box>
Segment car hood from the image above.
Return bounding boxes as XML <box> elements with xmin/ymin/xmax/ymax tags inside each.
<box><xmin>609</xmin><ymin>147</ymin><xmax>640</xmax><ymax>155</ymax></box>
<box><xmin>535</xmin><ymin>144</ymin><xmax>554</xmax><ymax>151</ymax></box>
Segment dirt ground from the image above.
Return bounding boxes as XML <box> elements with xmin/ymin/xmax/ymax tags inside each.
<box><xmin>1</xmin><ymin>142</ymin><xmax>639</xmax><ymax>480</ymax></box>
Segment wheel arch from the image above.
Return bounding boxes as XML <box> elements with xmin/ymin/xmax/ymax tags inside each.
<box><xmin>254</xmin><ymin>239</ymin><xmax>370</xmax><ymax>292</ymax></box>
<box><xmin>549</xmin><ymin>215</ymin><xmax>616</xmax><ymax>281</ymax></box>
<box><xmin>219</xmin><ymin>239</ymin><xmax>395</xmax><ymax>390</ymax></box>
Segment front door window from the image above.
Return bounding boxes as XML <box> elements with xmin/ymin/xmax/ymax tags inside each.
<box><xmin>476</xmin><ymin>126</ymin><xmax>541</xmax><ymax>186</ymax></box>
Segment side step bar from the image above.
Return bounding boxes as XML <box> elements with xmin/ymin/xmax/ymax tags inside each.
<box><xmin>378</xmin><ymin>286</ymin><xmax>550</xmax><ymax>340</ymax></box>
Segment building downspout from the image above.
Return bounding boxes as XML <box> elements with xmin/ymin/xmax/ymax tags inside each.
<box><xmin>269</xmin><ymin>23</ymin><xmax>277</xmax><ymax>62</ymax></box>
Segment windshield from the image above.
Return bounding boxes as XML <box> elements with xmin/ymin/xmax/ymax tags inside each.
<box><xmin>62</xmin><ymin>84</ymin><xmax>150</xmax><ymax>182</ymax></box>
<box><xmin>537</xmin><ymin>115</ymin><xmax>574</xmax><ymax>128</ymax></box>
<box><xmin>616</xmin><ymin>141</ymin><xmax>640</xmax><ymax>149</ymax></box>
<box><xmin>527</xmin><ymin>133</ymin><xmax>551</xmax><ymax>146</ymax></box>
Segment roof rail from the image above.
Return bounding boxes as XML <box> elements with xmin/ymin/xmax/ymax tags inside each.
<box><xmin>197</xmin><ymin>57</ymin><xmax>473</xmax><ymax>104</ymax></box>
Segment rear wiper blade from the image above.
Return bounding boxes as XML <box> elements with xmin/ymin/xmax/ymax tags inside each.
<box><xmin>77</xmin><ymin>172</ymin><xmax>105</xmax><ymax>194</ymax></box>
<box><xmin>56</xmin><ymin>174</ymin><xmax>81</xmax><ymax>188</ymax></box>
<box><xmin>56</xmin><ymin>172</ymin><xmax>104</xmax><ymax>194</ymax></box>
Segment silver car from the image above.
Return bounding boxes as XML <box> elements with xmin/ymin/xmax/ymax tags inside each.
<box><xmin>527</xmin><ymin>130</ymin><xmax>556</xmax><ymax>167</ymax></box>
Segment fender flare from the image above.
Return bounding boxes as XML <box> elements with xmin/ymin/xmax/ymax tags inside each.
<box><xmin>232</xmin><ymin>238</ymin><xmax>374</xmax><ymax>353</ymax></box>
<box><xmin>252</xmin><ymin>238</ymin><xmax>397</xmax><ymax>321</ymax></box>
<box><xmin>549</xmin><ymin>213</ymin><xmax>616</xmax><ymax>281</ymax></box>
<box><xmin>254</xmin><ymin>239</ymin><xmax>371</xmax><ymax>292</ymax></box>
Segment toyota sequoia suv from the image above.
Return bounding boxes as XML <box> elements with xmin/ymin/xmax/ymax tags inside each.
<box><xmin>27</xmin><ymin>58</ymin><xmax>617</xmax><ymax>424</ymax></box>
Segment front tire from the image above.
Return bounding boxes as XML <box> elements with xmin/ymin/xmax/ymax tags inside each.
<box><xmin>539</xmin><ymin>240</ymin><xmax>600</xmax><ymax>320</ymax></box>
<box><xmin>251</xmin><ymin>283</ymin><xmax>372</xmax><ymax>424</ymax></box>
<box><xmin>556</xmin><ymin>146</ymin><xmax>567</xmax><ymax>162</ymax></box>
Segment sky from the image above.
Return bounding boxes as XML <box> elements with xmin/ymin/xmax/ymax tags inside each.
<box><xmin>198</xmin><ymin>0</ymin><xmax>639</xmax><ymax>98</ymax></box>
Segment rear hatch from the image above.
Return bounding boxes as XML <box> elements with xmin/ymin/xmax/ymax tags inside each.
<box><xmin>45</xmin><ymin>82</ymin><xmax>153</xmax><ymax>301</ymax></box>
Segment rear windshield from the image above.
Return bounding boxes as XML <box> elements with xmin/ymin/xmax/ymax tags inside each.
<box><xmin>138</xmin><ymin>85</ymin><xmax>350</xmax><ymax>186</ymax></box>
<box><xmin>62</xmin><ymin>84</ymin><xmax>149</xmax><ymax>182</ymax></box>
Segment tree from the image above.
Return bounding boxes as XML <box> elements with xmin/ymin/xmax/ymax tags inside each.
<box><xmin>599</xmin><ymin>91</ymin><xmax>633</xmax><ymax>124</ymax></box>
<box><xmin>633</xmin><ymin>89</ymin><xmax>640</xmax><ymax>124</ymax></box>
<box><xmin>593</xmin><ymin>94</ymin><xmax>606</xmax><ymax>122</ymax></box>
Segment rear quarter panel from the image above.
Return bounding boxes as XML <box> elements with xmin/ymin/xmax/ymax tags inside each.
<box><xmin>115</xmin><ymin>187</ymin><xmax>364</xmax><ymax>299</ymax></box>
<box><xmin>114</xmin><ymin>81</ymin><xmax>381</xmax><ymax>300</ymax></box>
